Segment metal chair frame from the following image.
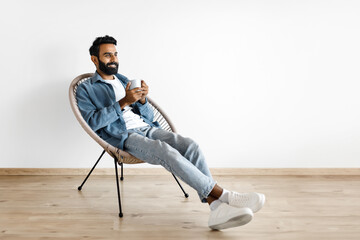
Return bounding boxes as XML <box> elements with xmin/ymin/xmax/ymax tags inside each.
<box><xmin>69</xmin><ymin>73</ymin><xmax>188</xmax><ymax>218</ymax></box>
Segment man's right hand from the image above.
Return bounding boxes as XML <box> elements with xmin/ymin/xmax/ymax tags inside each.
<box><xmin>118</xmin><ymin>82</ymin><xmax>144</xmax><ymax>110</ymax></box>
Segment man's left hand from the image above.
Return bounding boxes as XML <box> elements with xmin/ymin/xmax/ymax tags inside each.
<box><xmin>139</xmin><ymin>80</ymin><xmax>149</xmax><ymax>104</ymax></box>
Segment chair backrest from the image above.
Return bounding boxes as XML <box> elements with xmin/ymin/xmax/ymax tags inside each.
<box><xmin>69</xmin><ymin>73</ymin><xmax>177</xmax><ymax>164</ymax></box>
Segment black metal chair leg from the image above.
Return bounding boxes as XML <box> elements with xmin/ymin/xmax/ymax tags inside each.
<box><xmin>114</xmin><ymin>158</ymin><xmax>123</xmax><ymax>218</ymax></box>
<box><xmin>79</xmin><ymin>150</ymin><xmax>187</xmax><ymax>218</ymax></box>
<box><xmin>171</xmin><ymin>173</ymin><xmax>189</xmax><ymax>198</ymax></box>
<box><xmin>120</xmin><ymin>162</ymin><xmax>124</xmax><ymax>181</ymax></box>
<box><xmin>78</xmin><ymin>150</ymin><xmax>106</xmax><ymax>191</ymax></box>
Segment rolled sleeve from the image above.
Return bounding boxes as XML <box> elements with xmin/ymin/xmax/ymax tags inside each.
<box><xmin>114</xmin><ymin>101</ymin><xmax>123</xmax><ymax>116</ymax></box>
<box><xmin>133</xmin><ymin>98</ymin><xmax>154</xmax><ymax>122</ymax></box>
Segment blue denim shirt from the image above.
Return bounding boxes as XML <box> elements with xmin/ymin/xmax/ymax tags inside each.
<box><xmin>76</xmin><ymin>71</ymin><xmax>158</xmax><ymax>150</ymax></box>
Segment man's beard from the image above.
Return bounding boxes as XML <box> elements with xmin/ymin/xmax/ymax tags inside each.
<box><xmin>98</xmin><ymin>59</ymin><xmax>119</xmax><ymax>75</ymax></box>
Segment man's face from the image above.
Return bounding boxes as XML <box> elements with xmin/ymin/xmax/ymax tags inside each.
<box><xmin>96</xmin><ymin>43</ymin><xmax>119</xmax><ymax>75</ymax></box>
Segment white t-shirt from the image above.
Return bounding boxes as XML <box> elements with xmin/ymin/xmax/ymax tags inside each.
<box><xmin>103</xmin><ymin>77</ymin><xmax>149</xmax><ymax>130</ymax></box>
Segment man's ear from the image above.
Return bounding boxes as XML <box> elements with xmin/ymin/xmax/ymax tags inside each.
<box><xmin>91</xmin><ymin>55</ymin><xmax>98</xmax><ymax>66</ymax></box>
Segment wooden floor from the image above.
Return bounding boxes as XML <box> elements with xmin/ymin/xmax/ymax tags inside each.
<box><xmin>0</xmin><ymin>174</ymin><xmax>359</xmax><ymax>240</ymax></box>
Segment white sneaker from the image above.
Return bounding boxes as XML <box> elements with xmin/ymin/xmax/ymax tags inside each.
<box><xmin>228</xmin><ymin>192</ymin><xmax>265</xmax><ymax>213</ymax></box>
<box><xmin>208</xmin><ymin>203</ymin><xmax>253</xmax><ymax>230</ymax></box>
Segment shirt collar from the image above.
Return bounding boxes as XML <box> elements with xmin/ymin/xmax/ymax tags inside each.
<box><xmin>91</xmin><ymin>71</ymin><xmax>117</xmax><ymax>84</ymax></box>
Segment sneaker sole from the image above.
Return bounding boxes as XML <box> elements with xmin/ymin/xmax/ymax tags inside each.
<box><xmin>209</xmin><ymin>208</ymin><xmax>253</xmax><ymax>230</ymax></box>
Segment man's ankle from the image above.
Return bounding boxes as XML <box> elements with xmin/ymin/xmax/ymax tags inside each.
<box><xmin>219</xmin><ymin>189</ymin><xmax>230</xmax><ymax>203</ymax></box>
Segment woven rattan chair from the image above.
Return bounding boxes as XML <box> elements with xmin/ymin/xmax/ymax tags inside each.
<box><xmin>69</xmin><ymin>73</ymin><xmax>188</xmax><ymax>217</ymax></box>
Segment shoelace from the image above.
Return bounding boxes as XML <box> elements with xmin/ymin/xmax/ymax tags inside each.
<box><xmin>231</xmin><ymin>193</ymin><xmax>254</xmax><ymax>206</ymax></box>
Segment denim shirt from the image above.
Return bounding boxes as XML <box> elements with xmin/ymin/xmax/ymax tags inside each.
<box><xmin>76</xmin><ymin>71</ymin><xmax>158</xmax><ymax>150</ymax></box>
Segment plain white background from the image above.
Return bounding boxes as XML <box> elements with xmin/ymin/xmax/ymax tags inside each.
<box><xmin>0</xmin><ymin>0</ymin><xmax>359</xmax><ymax>168</ymax></box>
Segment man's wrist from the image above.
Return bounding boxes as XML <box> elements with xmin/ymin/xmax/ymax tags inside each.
<box><xmin>118</xmin><ymin>98</ymin><xmax>130</xmax><ymax>110</ymax></box>
<box><xmin>139</xmin><ymin>98</ymin><xmax>146</xmax><ymax>105</ymax></box>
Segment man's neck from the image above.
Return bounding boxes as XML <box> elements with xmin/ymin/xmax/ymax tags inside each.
<box><xmin>97</xmin><ymin>70</ymin><xmax>115</xmax><ymax>80</ymax></box>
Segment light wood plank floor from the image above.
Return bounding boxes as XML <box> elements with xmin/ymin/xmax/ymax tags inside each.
<box><xmin>0</xmin><ymin>174</ymin><xmax>359</xmax><ymax>240</ymax></box>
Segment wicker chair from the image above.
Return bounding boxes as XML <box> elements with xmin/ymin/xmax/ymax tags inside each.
<box><xmin>69</xmin><ymin>73</ymin><xmax>188</xmax><ymax>217</ymax></box>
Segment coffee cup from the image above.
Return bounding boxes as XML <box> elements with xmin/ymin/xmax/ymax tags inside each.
<box><xmin>129</xmin><ymin>79</ymin><xmax>142</xmax><ymax>90</ymax></box>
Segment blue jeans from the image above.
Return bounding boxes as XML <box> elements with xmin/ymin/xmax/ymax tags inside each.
<box><xmin>124</xmin><ymin>126</ymin><xmax>216</xmax><ymax>203</ymax></box>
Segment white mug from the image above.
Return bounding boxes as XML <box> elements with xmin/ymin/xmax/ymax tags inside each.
<box><xmin>129</xmin><ymin>79</ymin><xmax>142</xmax><ymax>90</ymax></box>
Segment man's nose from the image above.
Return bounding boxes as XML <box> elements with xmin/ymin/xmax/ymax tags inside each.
<box><xmin>111</xmin><ymin>54</ymin><xmax>117</xmax><ymax>61</ymax></box>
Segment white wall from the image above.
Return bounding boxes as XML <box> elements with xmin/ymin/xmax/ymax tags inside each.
<box><xmin>0</xmin><ymin>0</ymin><xmax>359</xmax><ymax>168</ymax></box>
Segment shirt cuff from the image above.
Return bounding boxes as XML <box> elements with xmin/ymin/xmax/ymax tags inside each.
<box><xmin>114</xmin><ymin>102</ymin><xmax>123</xmax><ymax>116</ymax></box>
<box><xmin>135</xmin><ymin>98</ymin><xmax>148</xmax><ymax>109</ymax></box>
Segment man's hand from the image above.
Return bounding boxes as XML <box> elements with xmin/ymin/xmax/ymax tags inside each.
<box><xmin>139</xmin><ymin>80</ymin><xmax>149</xmax><ymax>104</ymax></box>
<box><xmin>118</xmin><ymin>80</ymin><xmax>149</xmax><ymax>109</ymax></box>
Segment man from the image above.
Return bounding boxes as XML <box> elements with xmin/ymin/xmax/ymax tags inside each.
<box><xmin>76</xmin><ymin>35</ymin><xmax>265</xmax><ymax>230</ymax></box>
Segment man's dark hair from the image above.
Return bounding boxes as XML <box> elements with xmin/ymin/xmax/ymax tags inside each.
<box><xmin>89</xmin><ymin>35</ymin><xmax>117</xmax><ymax>57</ymax></box>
